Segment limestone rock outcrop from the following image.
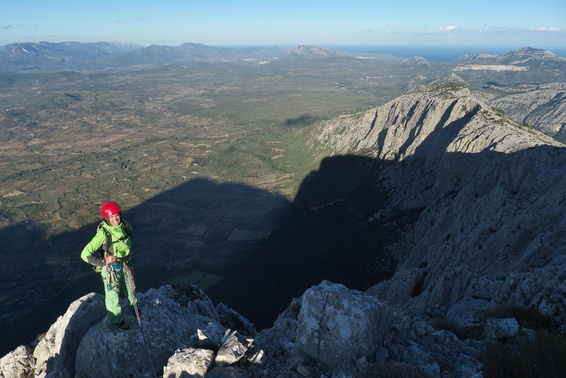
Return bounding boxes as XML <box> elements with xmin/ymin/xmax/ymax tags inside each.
<box><xmin>0</xmin><ymin>345</ymin><xmax>34</xmax><ymax>378</ymax></box>
<box><xmin>1</xmin><ymin>285</ymin><xmax>262</xmax><ymax>378</ymax></box>
<box><xmin>255</xmin><ymin>280</ymin><xmax>482</xmax><ymax>377</ymax></box>
<box><xmin>475</xmin><ymin>82</ymin><xmax>566</xmax><ymax>137</ymax></box>
<box><xmin>310</xmin><ymin>77</ymin><xmax>566</xmax><ymax>331</ymax></box>
<box><xmin>2</xmin><ymin>280</ymin><xmax>485</xmax><ymax>377</ymax></box>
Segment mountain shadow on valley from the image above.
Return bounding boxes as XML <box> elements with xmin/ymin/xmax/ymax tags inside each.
<box><xmin>207</xmin><ymin>155</ymin><xmax>423</xmax><ymax>329</ymax></box>
<box><xmin>0</xmin><ymin>155</ymin><xmax>416</xmax><ymax>355</ymax></box>
<box><xmin>0</xmin><ymin>97</ymin><xmax>503</xmax><ymax>353</ymax></box>
<box><xmin>206</xmin><ymin>100</ymin><xmax>480</xmax><ymax>329</ymax></box>
<box><xmin>0</xmin><ymin>178</ymin><xmax>287</xmax><ymax>356</ymax></box>
<box><xmin>3</xmin><ymin>129</ymin><xmax>563</xmax><ymax>355</ymax></box>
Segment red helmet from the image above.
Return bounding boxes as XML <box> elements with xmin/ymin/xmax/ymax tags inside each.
<box><xmin>100</xmin><ymin>201</ymin><xmax>122</xmax><ymax>218</ymax></box>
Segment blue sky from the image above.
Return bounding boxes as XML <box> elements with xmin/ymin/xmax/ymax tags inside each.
<box><xmin>1</xmin><ymin>0</ymin><xmax>565</xmax><ymax>50</ymax></box>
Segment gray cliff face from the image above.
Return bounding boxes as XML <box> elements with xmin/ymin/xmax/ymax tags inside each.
<box><xmin>312</xmin><ymin>79</ymin><xmax>561</xmax><ymax>157</ymax></box>
<box><xmin>310</xmin><ymin>78</ymin><xmax>566</xmax><ymax>328</ymax></box>
<box><xmin>473</xmin><ymin>82</ymin><xmax>566</xmax><ymax>137</ymax></box>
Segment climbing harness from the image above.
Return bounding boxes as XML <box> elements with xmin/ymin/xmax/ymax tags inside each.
<box><xmin>124</xmin><ymin>263</ymin><xmax>157</xmax><ymax>378</ymax></box>
<box><xmin>105</xmin><ymin>263</ymin><xmax>122</xmax><ymax>291</ymax></box>
<box><xmin>97</xmin><ymin>222</ymin><xmax>132</xmax><ymax>291</ymax></box>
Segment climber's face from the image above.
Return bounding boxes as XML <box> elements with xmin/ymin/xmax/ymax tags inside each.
<box><xmin>107</xmin><ymin>213</ymin><xmax>121</xmax><ymax>227</ymax></box>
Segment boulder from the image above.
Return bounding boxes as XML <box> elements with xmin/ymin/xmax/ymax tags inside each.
<box><xmin>255</xmin><ymin>280</ymin><xmax>482</xmax><ymax>377</ymax></box>
<box><xmin>163</xmin><ymin>348</ymin><xmax>214</xmax><ymax>378</ymax></box>
<box><xmin>33</xmin><ymin>292</ymin><xmax>105</xmax><ymax>378</ymax></box>
<box><xmin>215</xmin><ymin>330</ymin><xmax>249</xmax><ymax>367</ymax></box>
<box><xmin>74</xmin><ymin>286</ymin><xmax>223</xmax><ymax>377</ymax></box>
<box><xmin>0</xmin><ymin>345</ymin><xmax>34</xmax><ymax>378</ymax></box>
<box><xmin>294</xmin><ymin>280</ymin><xmax>395</xmax><ymax>369</ymax></box>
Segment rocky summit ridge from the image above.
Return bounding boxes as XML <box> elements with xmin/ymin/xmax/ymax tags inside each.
<box><xmin>310</xmin><ymin>76</ymin><xmax>566</xmax><ymax>327</ymax></box>
<box><xmin>457</xmin><ymin>47</ymin><xmax>566</xmax><ymax>70</ymax></box>
<box><xmin>2</xmin><ymin>77</ymin><xmax>566</xmax><ymax>377</ymax></box>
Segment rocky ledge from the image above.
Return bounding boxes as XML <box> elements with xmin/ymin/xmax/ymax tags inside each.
<box><xmin>1</xmin><ymin>281</ymin><xmax>535</xmax><ymax>377</ymax></box>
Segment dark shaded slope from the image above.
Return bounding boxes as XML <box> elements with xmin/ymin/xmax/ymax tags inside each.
<box><xmin>207</xmin><ymin>155</ymin><xmax>423</xmax><ymax>329</ymax></box>
<box><xmin>0</xmin><ymin>178</ymin><xmax>287</xmax><ymax>356</ymax></box>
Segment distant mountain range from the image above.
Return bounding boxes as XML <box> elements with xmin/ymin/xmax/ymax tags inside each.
<box><xmin>286</xmin><ymin>45</ymin><xmax>351</xmax><ymax>58</ymax></box>
<box><xmin>457</xmin><ymin>46</ymin><xmax>566</xmax><ymax>69</ymax></box>
<box><xmin>0</xmin><ymin>41</ymin><xmax>140</xmax><ymax>71</ymax></box>
<box><xmin>1</xmin><ymin>41</ymin><xmax>566</xmax><ymax>72</ymax></box>
<box><xmin>0</xmin><ymin>42</ymin><xmax>347</xmax><ymax>72</ymax></box>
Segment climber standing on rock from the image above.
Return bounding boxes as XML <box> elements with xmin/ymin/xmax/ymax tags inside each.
<box><xmin>80</xmin><ymin>201</ymin><xmax>137</xmax><ymax>330</ymax></box>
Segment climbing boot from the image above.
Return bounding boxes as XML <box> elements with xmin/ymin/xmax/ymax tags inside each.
<box><xmin>115</xmin><ymin>321</ymin><xmax>129</xmax><ymax>330</ymax></box>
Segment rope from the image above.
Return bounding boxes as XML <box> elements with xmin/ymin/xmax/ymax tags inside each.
<box><xmin>124</xmin><ymin>263</ymin><xmax>158</xmax><ymax>378</ymax></box>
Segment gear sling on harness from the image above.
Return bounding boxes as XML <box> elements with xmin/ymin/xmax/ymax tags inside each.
<box><xmin>105</xmin><ymin>263</ymin><xmax>122</xmax><ymax>291</ymax></box>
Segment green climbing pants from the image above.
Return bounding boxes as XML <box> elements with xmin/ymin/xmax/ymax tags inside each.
<box><xmin>100</xmin><ymin>264</ymin><xmax>136</xmax><ymax>324</ymax></box>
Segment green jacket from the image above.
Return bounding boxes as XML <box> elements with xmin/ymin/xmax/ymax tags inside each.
<box><xmin>81</xmin><ymin>220</ymin><xmax>133</xmax><ymax>267</ymax></box>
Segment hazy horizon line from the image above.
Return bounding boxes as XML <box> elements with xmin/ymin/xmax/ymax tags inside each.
<box><xmin>1</xmin><ymin>40</ymin><xmax>565</xmax><ymax>62</ymax></box>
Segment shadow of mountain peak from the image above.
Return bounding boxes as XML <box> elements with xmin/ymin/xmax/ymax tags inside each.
<box><xmin>0</xmin><ymin>176</ymin><xmax>289</xmax><ymax>355</ymax></box>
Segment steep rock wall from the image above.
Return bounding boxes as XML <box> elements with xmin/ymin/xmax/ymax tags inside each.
<box><xmin>310</xmin><ymin>79</ymin><xmax>566</xmax><ymax>327</ymax></box>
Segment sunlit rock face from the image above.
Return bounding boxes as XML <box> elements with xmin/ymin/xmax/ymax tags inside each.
<box><xmin>313</xmin><ymin>77</ymin><xmax>566</xmax><ymax>330</ymax></box>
